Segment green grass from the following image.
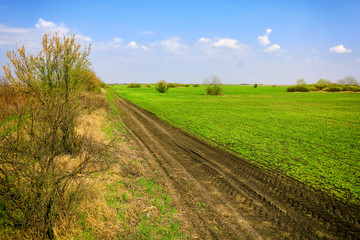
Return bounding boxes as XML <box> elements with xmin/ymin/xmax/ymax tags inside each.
<box><xmin>104</xmin><ymin>177</ymin><xmax>185</xmax><ymax>240</ymax></box>
<box><xmin>110</xmin><ymin>85</ymin><xmax>360</xmax><ymax>204</ymax></box>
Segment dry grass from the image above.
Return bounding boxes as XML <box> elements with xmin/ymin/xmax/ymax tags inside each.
<box><xmin>0</xmin><ymin>84</ymin><xmax>28</xmax><ymax>119</ymax></box>
<box><xmin>52</xmin><ymin>91</ymin><xmax>187</xmax><ymax>239</ymax></box>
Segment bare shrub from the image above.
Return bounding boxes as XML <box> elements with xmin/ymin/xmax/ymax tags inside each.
<box><xmin>337</xmin><ymin>76</ymin><xmax>359</xmax><ymax>86</ymax></box>
<box><xmin>296</xmin><ymin>78</ymin><xmax>306</xmax><ymax>85</ymax></box>
<box><xmin>204</xmin><ymin>75</ymin><xmax>223</xmax><ymax>95</ymax></box>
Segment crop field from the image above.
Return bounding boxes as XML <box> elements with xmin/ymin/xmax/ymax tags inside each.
<box><xmin>111</xmin><ymin>85</ymin><xmax>360</xmax><ymax>204</ymax></box>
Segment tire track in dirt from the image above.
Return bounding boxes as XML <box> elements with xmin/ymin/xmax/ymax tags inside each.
<box><xmin>115</xmin><ymin>94</ymin><xmax>360</xmax><ymax>240</ymax></box>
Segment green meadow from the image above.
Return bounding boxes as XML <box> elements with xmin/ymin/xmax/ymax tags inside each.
<box><xmin>111</xmin><ymin>85</ymin><xmax>360</xmax><ymax>204</ymax></box>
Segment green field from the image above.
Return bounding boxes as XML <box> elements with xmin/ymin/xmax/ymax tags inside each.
<box><xmin>111</xmin><ymin>85</ymin><xmax>360</xmax><ymax>204</ymax></box>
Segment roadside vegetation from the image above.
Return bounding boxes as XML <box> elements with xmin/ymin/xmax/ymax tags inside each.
<box><xmin>111</xmin><ymin>84</ymin><xmax>360</xmax><ymax>205</ymax></box>
<box><xmin>0</xmin><ymin>33</ymin><xmax>188</xmax><ymax>239</ymax></box>
<box><xmin>0</xmin><ymin>32</ymin><xmax>113</xmax><ymax>239</ymax></box>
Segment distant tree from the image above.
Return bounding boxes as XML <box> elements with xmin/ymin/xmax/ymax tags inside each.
<box><xmin>337</xmin><ymin>76</ymin><xmax>359</xmax><ymax>86</ymax></box>
<box><xmin>296</xmin><ymin>79</ymin><xmax>306</xmax><ymax>85</ymax></box>
<box><xmin>317</xmin><ymin>79</ymin><xmax>332</xmax><ymax>85</ymax></box>
<box><xmin>204</xmin><ymin>75</ymin><xmax>223</xmax><ymax>95</ymax></box>
<box><xmin>254</xmin><ymin>83</ymin><xmax>258</xmax><ymax>88</ymax></box>
<box><xmin>156</xmin><ymin>80</ymin><xmax>169</xmax><ymax>93</ymax></box>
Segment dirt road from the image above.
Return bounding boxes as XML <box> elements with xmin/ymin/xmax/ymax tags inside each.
<box><xmin>115</xmin><ymin>94</ymin><xmax>359</xmax><ymax>239</ymax></box>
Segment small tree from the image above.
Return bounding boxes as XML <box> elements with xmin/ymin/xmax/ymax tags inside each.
<box><xmin>156</xmin><ymin>80</ymin><xmax>169</xmax><ymax>93</ymax></box>
<box><xmin>317</xmin><ymin>79</ymin><xmax>332</xmax><ymax>85</ymax></box>
<box><xmin>337</xmin><ymin>76</ymin><xmax>359</xmax><ymax>86</ymax></box>
<box><xmin>204</xmin><ymin>75</ymin><xmax>223</xmax><ymax>95</ymax></box>
<box><xmin>296</xmin><ymin>78</ymin><xmax>306</xmax><ymax>85</ymax></box>
<box><xmin>254</xmin><ymin>83</ymin><xmax>258</xmax><ymax>88</ymax></box>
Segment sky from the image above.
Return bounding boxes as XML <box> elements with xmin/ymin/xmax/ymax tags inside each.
<box><xmin>0</xmin><ymin>0</ymin><xmax>359</xmax><ymax>85</ymax></box>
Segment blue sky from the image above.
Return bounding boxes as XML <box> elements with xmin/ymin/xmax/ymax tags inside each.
<box><xmin>0</xmin><ymin>0</ymin><xmax>359</xmax><ymax>84</ymax></box>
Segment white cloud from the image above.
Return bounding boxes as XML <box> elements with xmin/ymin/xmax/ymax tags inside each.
<box><xmin>158</xmin><ymin>37</ymin><xmax>187</xmax><ymax>54</ymax></box>
<box><xmin>35</xmin><ymin>18</ymin><xmax>56</xmax><ymax>29</ymax></box>
<box><xmin>0</xmin><ymin>18</ymin><xmax>92</xmax><ymax>49</ymax></box>
<box><xmin>213</xmin><ymin>38</ymin><xmax>241</xmax><ymax>49</ymax></box>
<box><xmin>258</xmin><ymin>28</ymin><xmax>272</xmax><ymax>46</ymax></box>
<box><xmin>127</xmin><ymin>41</ymin><xmax>139</xmax><ymax>49</ymax></box>
<box><xmin>264</xmin><ymin>44</ymin><xmax>281</xmax><ymax>52</ymax></box>
<box><xmin>197</xmin><ymin>37</ymin><xmax>211</xmax><ymax>43</ymax></box>
<box><xmin>0</xmin><ymin>25</ymin><xmax>29</xmax><ymax>34</ymax></box>
<box><xmin>113</xmin><ymin>37</ymin><xmax>123</xmax><ymax>43</ymax></box>
<box><xmin>127</xmin><ymin>41</ymin><xmax>148</xmax><ymax>50</ymax></box>
<box><xmin>329</xmin><ymin>44</ymin><xmax>352</xmax><ymax>54</ymax></box>
<box><xmin>194</xmin><ymin>37</ymin><xmax>251</xmax><ymax>58</ymax></box>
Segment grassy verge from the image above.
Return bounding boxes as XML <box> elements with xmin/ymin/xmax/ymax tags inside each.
<box><xmin>59</xmin><ymin>89</ymin><xmax>188</xmax><ymax>239</ymax></box>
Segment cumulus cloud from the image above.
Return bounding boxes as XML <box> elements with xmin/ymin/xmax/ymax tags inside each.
<box><xmin>35</xmin><ymin>18</ymin><xmax>56</xmax><ymax>29</ymax></box>
<box><xmin>127</xmin><ymin>41</ymin><xmax>139</xmax><ymax>49</ymax></box>
<box><xmin>258</xmin><ymin>28</ymin><xmax>272</xmax><ymax>46</ymax></box>
<box><xmin>0</xmin><ymin>18</ymin><xmax>92</xmax><ymax>50</ymax></box>
<box><xmin>197</xmin><ymin>37</ymin><xmax>211</xmax><ymax>43</ymax></box>
<box><xmin>329</xmin><ymin>44</ymin><xmax>352</xmax><ymax>53</ymax></box>
<box><xmin>194</xmin><ymin>37</ymin><xmax>251</xmax><ymax>58</ymax></box>
<box><xmin>126</xmin><ymin>41</ymin><xmax>148</xmax><ymax>51</ymax></box>
<box><xmin>264</xmin><ymin>44</ymin><xmax>281</xmax><ymax>52</ymax></box>
<box><xmin>213</xmin><ymin>38</ymin><xmax>241</xmax><ymax>49</ymax></box>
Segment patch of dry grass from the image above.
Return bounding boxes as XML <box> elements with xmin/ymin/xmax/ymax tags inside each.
<box><xmin>51</xmin><ymin>91</ymin><xmax>188</xmax><ymax>239</ymax></box>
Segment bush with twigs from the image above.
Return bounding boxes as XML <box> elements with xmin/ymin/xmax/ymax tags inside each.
<box><xmin>0</xmin><ymin>32</ymin><xmax>112</xmax><ymax>239</ymax></box>
<box><xmin>204</xmin><ymin>75</ymin><xmax>223</xmax><ymax>95</ymax></box>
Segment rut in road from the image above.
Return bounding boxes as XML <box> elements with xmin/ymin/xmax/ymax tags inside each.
<box><xmin>115</xmin><ymin>94</ymin><xmax>360</xmax><ymax>240</ymax></box>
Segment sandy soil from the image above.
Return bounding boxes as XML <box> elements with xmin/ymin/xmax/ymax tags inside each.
<box><xmin>114</xmin><ymin>94</ymin><xmax>360</xmax><ymax>240</ymax></box>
